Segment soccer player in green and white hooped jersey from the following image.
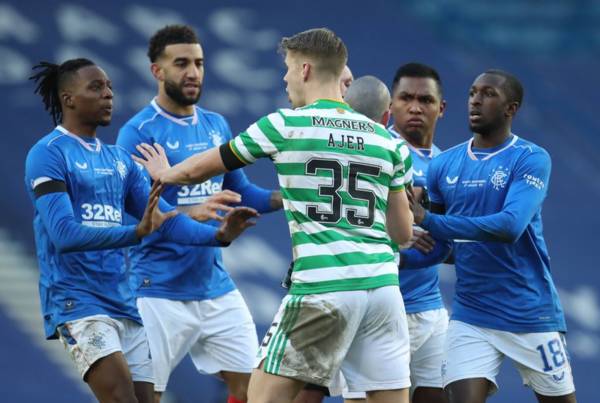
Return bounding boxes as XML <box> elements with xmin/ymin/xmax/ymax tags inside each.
<box><xmin>134</xmin><ymin>28</ymin><xmax>414</xmax><ymax>403</ymax></box>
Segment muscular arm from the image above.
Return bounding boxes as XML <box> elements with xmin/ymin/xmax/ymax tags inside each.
<box><xmin>159</xmin><ymin>147</ymin><xmax>230</xmax><ymax>185</ymax></box>
<box><xmin>386</xmin><ymin>190</ymin><xmax>413</xmax><ymax>245</ymax></box>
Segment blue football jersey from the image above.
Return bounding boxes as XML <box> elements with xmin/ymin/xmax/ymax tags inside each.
<box><xmin>424</xmin><ymin>134</ymin><xmax>566</xmax><ymax>332</ymax></box>
<box><xmin>389</xmin><ymin>128</ymin><xmax>444</xmax><ymax>314</ymax></box>
<box><xmin>25</xmin><ymin>126</ymin><xmax>145</xmax><ymax>338</ymax></box>
<box><xmin>118</xmin><ymin>100</ymin><xmax>273</xmax><ymax>300</ymax></box>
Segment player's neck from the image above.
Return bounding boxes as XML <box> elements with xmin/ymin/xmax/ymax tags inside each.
<box><xmin>393</xmin><ymin>125</ymin><xmax>433</xmax><ymax>149</ymax></box>
<box><xmin>304</xmin><ymin>82</ymin><xmax>343</xmax><ymax>106</ymax></box>
<box><xmin>156</xmin><ymin>92</ymin><xmax>195</xmax><ymax>116</ymax></box>
<box><xmin>61</xmin><ymin>117</ymin><xmax>97</xmax><ymax>138</ymax></box>
<box><xmin>473</xmin><ymin>127</ymin><xmax>511</xmax><ymax>149</ymax></box>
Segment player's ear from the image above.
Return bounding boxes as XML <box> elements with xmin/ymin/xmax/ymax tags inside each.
<box><xmin>301</xmin><ymin>62</ymin><xmax>311</xmax><ymax>82</ymax></box>
<box><xmin>61</xmin><ymin>90</ymin><xmax>74</xmax><ymax>109</ymax></box>
<box><xmin>381</xmin><ymin>109</ymin><xmax>391</xmax><ymax>127</ymax></box>
<box><xmin>439</xmin><ymin>99</ymin><xmax>447</xmax><ymax>118</ymax></box>
<box><xmin>506</xmin><ymin>101</ymin><xmax>519</xmax><ymax>118</ymax></box>
<box><xmin>150</xmin><ymin>63</ymin><xmax>163</xmax><ymax>81</ymax></box>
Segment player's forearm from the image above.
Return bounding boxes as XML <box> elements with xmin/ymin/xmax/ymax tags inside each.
<box><xmin>37</xmin><ymin>193</ymin><xmax>140</xmax><ymax>252</ymax></box>
<box><xmin>386</xmin><ymin>190</ymin><xmax>414</xmax><ymax>245</ymax></box>
<box><xmin>421</xmin><ymin>210</ymin><xmax>523</xmax><ymax>243</ymax></box>
<box><xmin>158</xmin><ymin>213</ymin><xmax>225</xmax><ymax>246</ymax></box>
<box><xmin>223</xmin><ymin>169</ymin><xmax>279</xmax><ymax>213</ymax></box>
<box><xmin>161</xmin><ymin>148</ymin><xmax>226</xmax><ymax>185</ymax></box>
<box><xmin>241</xmin><ymin>186</ymin><xmax>279</xmax><ymax>213</ymax></box>
<box><xmin>422</xmin><ymin>178</ymin><xmax>545</xmax><ymax>243</ymax></box>
<box><xmin>399</xmin><ymin>238</ymin><xmax>452</xmax><ymax>270</ymax></box>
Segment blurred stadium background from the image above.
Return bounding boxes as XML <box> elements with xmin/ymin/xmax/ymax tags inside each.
<box><xmin>0</xmin><ymin>0</ymin><xmax>598</xmax><ymax>401</ymax></box>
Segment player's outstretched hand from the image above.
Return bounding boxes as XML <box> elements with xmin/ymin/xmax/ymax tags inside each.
<box><xmin>132</xmin><ymin>143</ymin><xmax>170</xmax><ymax>181</ymax></box>
<box><xmin>407</xmin><ymin>187</ymin><xmax>426</xmax><ymax>224</ymax></box>
<box><xmin>186</xmin><ymin>190</ymin><xmax>242</xmax><ymax>222</ymax></box>
<box><xmin>411</xmin><ymin>228</ymin><xmax>436</xmax><ymax>254</ymax></box>
<box><xmin>136</xmin><ymin>180</ymin><xmax>178</xmax><ymax>239</ymax></box>
<box><xmin>215</xmin><ymin>207</ymin><xmax>259</xmax><ymax>244</ymax></box>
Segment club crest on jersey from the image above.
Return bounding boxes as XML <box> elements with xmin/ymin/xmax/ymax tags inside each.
<box><xmin>115</xmin><ymin>160</ymin><xmax>127</xmax><ymax>180</ymax></box>
<box><xmin>489</xmin><ymin>166</ymin><xmax>509</xmax><ymax>190</ymax></box>
<box><xmin>209</xmin><ymin>130</ymin><xmax>224</xmax><ymax>146</ymax></box>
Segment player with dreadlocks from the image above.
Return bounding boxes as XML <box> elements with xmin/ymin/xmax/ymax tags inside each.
<box><xmin>25</xmin><ymin>58</ymin><xmax>258</xmax><ymax>403</ymax></box>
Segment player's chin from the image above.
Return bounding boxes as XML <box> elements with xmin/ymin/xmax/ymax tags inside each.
<box><xmin>98</xmin><ymin>116</ymin><xmax>112</xmax><ymax>126</ymax></box>
<box><xmin>180</xmin><ymin>94</ymin><xmax>201</xmax><ymax>106</ymax></box>
<box><xmin>468</xmin><ymin>121</ymin><xmax>484</xmax><ymax>133</ymax></box>
<box><xmin>403</xmin><ymin>126</ymin><xmax>425</xmax><ymax>138</ymax></box>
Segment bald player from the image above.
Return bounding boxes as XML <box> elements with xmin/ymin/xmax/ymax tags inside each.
<box><xmin>344</xmin><ymin>76</ymin><xmax>391</xmax><ymax>123</ymax></box>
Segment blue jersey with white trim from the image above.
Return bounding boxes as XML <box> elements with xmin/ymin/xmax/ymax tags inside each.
<box><xmin>25</xmin><ymin>127</ymin><xmax>144</xmax><ymax>338</ymax></box>
<box><xmin>118</xmin><ymin>100</ymin><xmax>273</xmax><ymax>300</ymax></box>
<box><xmin>390</xmin><ymin>128</ymin><xmax>444</xmax><ymax>314</ymax></box>
<box><xmin>424</xmin><ymin>134</ymin><xmax>566</xmax><ymax>332</ymax></box>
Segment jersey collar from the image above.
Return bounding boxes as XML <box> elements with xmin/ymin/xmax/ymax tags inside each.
<box><xmin>151</xmin><ymin>98</ymin><xmax>198</xmax><ymax>126</ymax></box>
<box><xmin>467</xmin><ymin>134</ymin><xmax>518</xmax><ymax>161</ymax></box>
<box><xmin>56</xmin><ymin>125</ymin><xmax>101</xmax><ymax>152</ymax></box>
<box><xmin>300</xmin><ymin>99</ymin><xmax>353</xmax><ymax>112</ymax></box>
<box><xmin>387</xmin><ymin>126</ymin><xmax>435</xmax><ymax>159</ymax></box>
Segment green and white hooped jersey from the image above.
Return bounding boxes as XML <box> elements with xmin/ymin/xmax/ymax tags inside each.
<box><xmin>229</xmin><ymin>99</ymin><xmax>412</xmax><ymax>295</ymax></box>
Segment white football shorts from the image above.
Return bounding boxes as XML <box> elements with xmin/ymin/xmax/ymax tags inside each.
<box><xmin>58</xmin><ymin>314</ymin><xmax>153</xmax><ymax>383</ymax></box>
<box><xmin>331</xmin><ymin>307</ymin><xmax>448</xmax><ymax>399</ymax></box>
<box><xmin>257</xmin><ymin>286</ymin><xmax>411</xmax><ymax>392</ymax></box>
<box><xmin>443</xmin><ymin>320</ymin><xmax>575</xmax><ymax>397</ymax></box>
<box><xmin>137</xmin><ymin>289</ymin><xmax>258</xmax><ymax>392</ymax></box>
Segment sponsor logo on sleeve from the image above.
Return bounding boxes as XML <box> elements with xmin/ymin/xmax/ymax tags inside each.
<box><xmin>523</xmin><ymin>173</ymin><xmax>545</xmax><ymax>190</ymax></box>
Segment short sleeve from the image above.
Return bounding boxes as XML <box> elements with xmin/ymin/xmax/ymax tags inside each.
<box><xmin>229</xmin><ymin>112</ymin><xmax>286</xmax><ymax>164</ymax></box>
<box><xmin>25</xmin><ymin>143</ymin><xmax>67</xmax><ymax>191</ymax></box>
<box><xmin>390</xmin><ymin>141</ymin><xmax>412</xmax><ymax>192</ymax></box>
